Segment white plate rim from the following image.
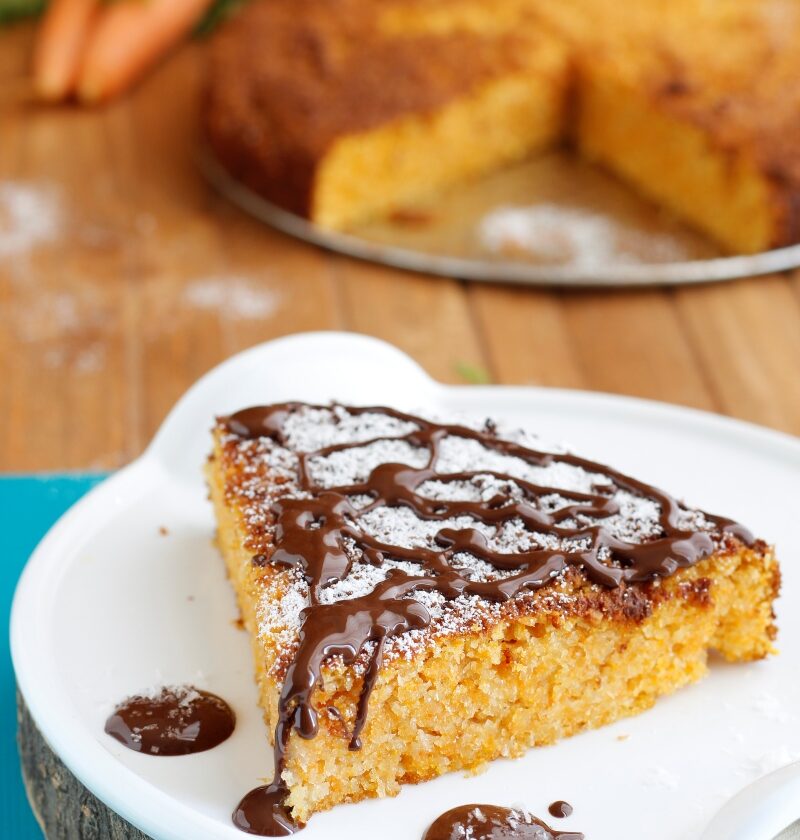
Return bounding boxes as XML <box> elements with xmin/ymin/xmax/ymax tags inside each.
<box><xmin>10</xmin><ymin>330</ymin><xmax>800</xmax><ymax>840</ymax></box>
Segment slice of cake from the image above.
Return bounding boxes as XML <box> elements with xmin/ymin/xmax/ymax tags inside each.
<box><xmin>207</xmin><ymin>403</ymin><xmax>779</xmax><ymax>831</ymax></box>
<box><xmin>203</xmin><ymin>0</ymin><xmax>569</xmax><ymax>231</ymax></box>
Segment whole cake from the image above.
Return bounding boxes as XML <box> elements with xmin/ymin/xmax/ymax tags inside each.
<box><xmin>207</xmin><ymin>402</ymin><xmax>779</xmax><ymax>832</ymax></box>
<box><xmin>204</xmin><ymin>0</ymin><xmax>800</xmax><ymax>253</ymax></box>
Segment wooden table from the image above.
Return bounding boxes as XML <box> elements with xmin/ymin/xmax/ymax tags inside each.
<box><xmin>2</xmin><ymin>23</ymin><xmax>800</xmax><ymax>479</ymax></box>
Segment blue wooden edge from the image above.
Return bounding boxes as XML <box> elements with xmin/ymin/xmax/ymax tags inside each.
<box><xmin>2</xmin><ymin>473</ymin><xmax>111</xmax><ymax>839</ymax></box>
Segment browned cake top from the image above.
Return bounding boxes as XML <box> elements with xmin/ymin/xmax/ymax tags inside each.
<box><xmin>207</xmin><ymin>0</ymin><xmax>548</xmax><ymax>149</ymax></box>
<box><xmin>205</xmin><ymin>0</ymin><xmax>800</xmax><ymax>226</ymax></box>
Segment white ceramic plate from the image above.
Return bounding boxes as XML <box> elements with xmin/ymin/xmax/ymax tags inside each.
<box><xmin>11</xmin><ymin>332</ymin><xmax>800</xmax><ymax>840</ymax></box>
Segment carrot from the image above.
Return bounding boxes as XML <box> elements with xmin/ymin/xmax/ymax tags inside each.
<box><xmin>32</xmin><ymin>0</ymin><xmax>99</xmax><ymax>102</ymax></box>
<box><xmin>77</xmin><ymin>0</ymin><xmax>214</xmax><ymax>104</ymax></box>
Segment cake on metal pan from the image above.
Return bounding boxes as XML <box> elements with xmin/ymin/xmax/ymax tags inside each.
<box><xmin>206</xmin><ymin>402</ymin><xmax>779</xmax><ymax>833</ymax></box>
<box><xmin>204</xmin><ymin>0</ymin><xmax>800</xmax><ymax>253</ymax></box>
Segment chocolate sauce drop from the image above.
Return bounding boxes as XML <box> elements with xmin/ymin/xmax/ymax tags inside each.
<box><xmin>233</xmin><ymin>782</ymin><xmax>300</xmax><ymax>836</ymax></box>
<box><xmin>424</xmin><ymin>804</ymin><xmax>583</xmax><ymax>840</ymax></box>
<box><xmin>548</xmin><ymin>801</ymin><xmax>574</xmax><ymax>819</ymax></box>
<box><xmin>222</xmin><ymin>403</ymin><xmax>754</xmax><ymax>834</ymax></box>
<box><xmin>105</xmin><ymin>686</ymin><xmax>235</xmax><ymax>756</ymax></box>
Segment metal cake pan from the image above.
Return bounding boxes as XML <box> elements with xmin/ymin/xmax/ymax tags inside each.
<box><xmin>199</xmin><ymin>147</ymin><xmax>800</xmax><ymax>289</ymax></box>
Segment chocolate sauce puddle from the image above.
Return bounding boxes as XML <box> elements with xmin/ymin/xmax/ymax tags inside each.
<box><xmin>224</xmin><ymin>403</ymin><xmax>752</xmax><ymax>834</ymax></box>
<box><xmin>549</xmin><ymin>801</ymin><xmax>573</xmax><ymax>819</ymax></box>
<box><xmin>233</xmin><ymin>780</ymin><xmax>297</xmax><ymax>836</ymax></box>
<box><xmin>424</xmin><ymin>804</ymin><xmax>583</xmax><ymax>840</ymax></box>
<box><xmin>105</xmin><ymin>685</ymin><xmax>235</xmax><ymax>756</ymax></box>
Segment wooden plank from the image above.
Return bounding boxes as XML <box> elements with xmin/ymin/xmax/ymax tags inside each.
<box><xmin>0</xmin><ymin>24</ymin><xmax>32</xmax><ymax>90</ymax></box>
<box><xmin>0</xmin><ymin>38</ymin><xmax>345</xmax><ymax>472</ymax></box>
<box><xmin>2</xmin><ymin>87</ymin><xmax>133</xmax><ymax>471</ymax></box>
<box><xmin>210</xmin><ymin>202</ymin><xmax>343</xmax><ymax>357</ymax></box>
<box><xmin>18</xmin><ymin>694</ymin><xmax>150</xmax><ymax>839</ymax></box>
<box><xmin>675</xmin><ymin>275</ymin><xmax>800</xmax><ymax>436</ymax></box>
<box><xmin>471</xmin><ymin>284</ymin><xmax>717</xmax><ymax>412</ymax></box>
<box><xmin>468</xmin><ymin>286</ymin><xmax>585</xmax><ymax>387</ymax></box>
<box><xmin>106</xmin><ymin>46</ymin><xmax>343</xmax><ymax>446</ymax></box>
<box><xmin>3</xmin><ymin>21</ymin><xmax>800</xmax><ymax>479</ymax></box>
<box><xmin>559</xmin><ymin>289</ymin><xmax>716</xmax><ymax>410</ymax></box>
<box><xmin>338</xmin><ymin>261</ymin><xmax>486</xmax><ymax>384</ymax></box>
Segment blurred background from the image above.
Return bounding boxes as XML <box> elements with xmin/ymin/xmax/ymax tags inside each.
<box><xmin>1</xmin><ymin>0</ymin><xmax>800</xmax><ymax>477</ymax></box>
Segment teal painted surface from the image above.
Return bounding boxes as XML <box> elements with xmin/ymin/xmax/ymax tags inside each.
<box><xmin>2</xmin><ymin>474</ymin><xmax>109</xmax><ymax>838</ymax></box>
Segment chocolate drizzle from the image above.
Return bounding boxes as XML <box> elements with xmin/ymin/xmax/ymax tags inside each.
<box><xmin>105</xmin><ymin>686</ymin><xmax>235</xmax><ymax>756</ymax></box>
<box><xmin>224</xmin><ymin>403</ymin><xmax>752</xmax><ymax>835</ymax></box>
<box><xmin>423</xmin><ymin>804</ymin><xmax>583</xmax><ymax>840</ymax></box>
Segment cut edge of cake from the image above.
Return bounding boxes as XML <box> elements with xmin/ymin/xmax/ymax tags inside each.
<box><xmin>312</xmin><ymin>49</ymin><xmax>569</xmax><ymax>230</ymax></box>
<box><xmin>575</xmin><ymin>56</ymin><xmax>796</xmax><ymax>254</ymax></box>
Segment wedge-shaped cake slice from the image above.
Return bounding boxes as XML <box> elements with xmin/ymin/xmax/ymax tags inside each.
<box><xmin>207</xmin><ymin>403</ymin><xmax>779</xmax><ymax>832</ymax></box>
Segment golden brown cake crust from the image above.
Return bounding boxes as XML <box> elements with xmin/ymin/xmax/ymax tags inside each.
<box><xmin>531</xmin><ymin>0</ymin><xmax>800</xmax><ymax>248</ymax></box>
<box><xmin>211</xmin><ymin>410</ymin><xmax>779</xmax><ymax>682</ymax></box>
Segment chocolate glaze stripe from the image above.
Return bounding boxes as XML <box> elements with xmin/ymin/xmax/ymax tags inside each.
<box><xmin>225</xmin><ymin>403</ymin><xmax>753</xmax><ymax>835</ymax></box>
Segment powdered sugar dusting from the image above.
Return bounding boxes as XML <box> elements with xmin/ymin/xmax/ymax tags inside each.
<box><xmin>0</xmin><ymin>182</ymin><xmax>62</xmax><ymax>257</ymax></box>
<box><xmin>282</xmin><ymin>406</ymin><xmax>418</xmax><ymax>452</ymax></box>
<box><xmin>116</xmin><ymin>683</ymin><xmax>203</xmax><ymax>708</ymax></box>
<box><xmin>307</xmin><ymin>439</ymin><xmax>429</xmax><ymax>487</ymax></box>
<box><xmin>219</xmin><ymin>405</ymin><xmax>723</xmax><ymax>677</ymax></box>
<box><xmin>642</xmin><ymin>765</ymin><xmax>681</xmax><ymax>790</ymax></box>
<box><xmin>184</xmin><ymin>276</ymin><xmax>283</xmax><ymax>319</ymax></box>
<box><xmin>479</xmin><ymin>204</ymin><xmax>686</xmax><ymax>267</ymax></box>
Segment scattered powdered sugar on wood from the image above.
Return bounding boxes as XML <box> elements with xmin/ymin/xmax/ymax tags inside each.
<box><xmin>184</xmin><ymin>276</ymin><xmax>282</xmax><ymax>320</ymax></box>
<box><xmin>0</xmin><ymin>181</ymin><xmax>62</xmax><ymax>258</ymax></box>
